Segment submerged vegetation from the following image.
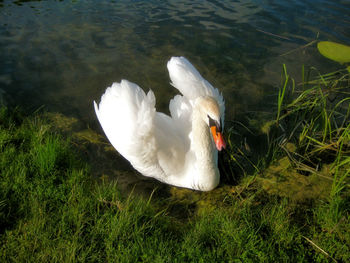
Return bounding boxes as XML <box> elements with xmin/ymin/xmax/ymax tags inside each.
<box><xmin>1</xmin><ymin>42</ymin><xmax>350</xmax><ymax>261</ymax></box>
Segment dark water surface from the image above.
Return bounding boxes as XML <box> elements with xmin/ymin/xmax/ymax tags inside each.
<box><xmin>1</xmin><ymin>0</ymin><xmax>350</xmax><ymax>123</ymax></box>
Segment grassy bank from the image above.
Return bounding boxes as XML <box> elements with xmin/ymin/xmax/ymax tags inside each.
<box><xmin>1</xmin><ymin>44</ymin><xmax>350</xmax><ymax>261</ymax></box>
<box><xmin>0</xmin><ymin>93</ymin><xmax>349</xmax><ymax>261</ymax></box>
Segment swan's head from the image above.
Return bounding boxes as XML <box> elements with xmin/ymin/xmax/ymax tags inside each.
<box><xmin>196</xmin><ymin>96</ymin><xmax>226</xmax><ymax>151</ymax></box>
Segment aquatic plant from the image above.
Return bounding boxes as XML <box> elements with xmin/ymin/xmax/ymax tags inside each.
<box><xmin>222</xmin><ymin>42</ymin><xmax>350</xmax><ymax>261</ymax></box>
<box><xmin>317</xmin><ymin>41</ymin><xmax>350</xmax><ymax>64</ymax></box>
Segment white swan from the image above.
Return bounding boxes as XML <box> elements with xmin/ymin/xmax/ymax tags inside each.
<box><xmin>94</xmin><ymin>57</ymin><xmax>225</xmax><ymax>191</ymax></box>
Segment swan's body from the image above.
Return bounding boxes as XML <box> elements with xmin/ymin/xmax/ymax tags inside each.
<box><xmin>94</xmin><ymin>57</ymin><xmax>225</xmax><ymax>191</ymax></box>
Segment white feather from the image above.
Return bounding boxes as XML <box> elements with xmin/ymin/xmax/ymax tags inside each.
<box><xmin>167</xmin><ymin>57</ymin><xmax>225</xmax><ymax>127</ymax></box>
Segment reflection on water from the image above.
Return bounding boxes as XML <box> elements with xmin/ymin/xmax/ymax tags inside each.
<box><xmin>0</xmin><ymin>0</ymin><xmax>349</xmax><ymax>190</ymax></box>
<box><xmin>1</xmin><ymin>0</ymin><xmax>349</xmax><ymax>121</ymax></box>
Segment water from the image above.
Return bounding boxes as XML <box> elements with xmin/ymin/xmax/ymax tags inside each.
<box><xmin>1</xmin><ymin>0</ymin><xmax>350</xmax><ymax>121</ymax></box>
<box><xmin>1</xmin><ymin>0</ymin><xmax>350</xmax><ymax>191</ymax></box>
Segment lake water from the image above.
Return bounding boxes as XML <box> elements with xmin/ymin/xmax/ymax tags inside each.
<box><xmin>1</xmin><ymin>0</ymin><xmax>350</xmax><ymax>191</ymax></box>
<box><xmin>1</xmin><ymin>0</ymin><xmax>349</xmax><ymax>122</ymax></box>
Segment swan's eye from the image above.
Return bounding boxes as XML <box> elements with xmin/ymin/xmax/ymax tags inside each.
<box><xmin>216</xmin><ymin>122</ymin><xmax>222</xmax><ymax>132</ymax></box>
<box><xmin>218</xmin><ymin>118</ymin><xmax>222</xmax><ymax>132</ymax></box>
<box><xmin>208</xmin><ymin>115</ymin><xmax>215</xmax><ymax>127</ymax></box>
<box><xmin>208</xmin><ymin>115</ymin><xmax>221</xmax><ymax>132</ymax></box>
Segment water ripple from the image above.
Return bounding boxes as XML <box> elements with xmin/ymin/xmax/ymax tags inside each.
<box><xmin>0</xmin><ymin>0</ymin><xmax>349</xmax><ymax>122</ymax></box>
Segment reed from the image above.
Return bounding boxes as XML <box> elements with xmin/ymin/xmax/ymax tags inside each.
<box><xmin>274</xmin><ymin>66</ymin><xmax>349</xmax><ymax>186</ymax></box>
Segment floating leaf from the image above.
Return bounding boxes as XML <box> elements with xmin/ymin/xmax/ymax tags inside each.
<box><xmin>317</xmin><ymin>41</ymin><xmax>350</xmax><ymax>63</ymax></box>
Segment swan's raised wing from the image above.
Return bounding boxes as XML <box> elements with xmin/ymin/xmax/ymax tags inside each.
<box><xmin>94</xmin><ymin>80</ymin><xmax>166</xmax><ymax>178</ymax></box>
<box><xmin>94</xmin><ymin>80</ymin><xmax>155</xmax><ymax>157</ymax></box>
<box><xmin>94</xmin><ymin>79</ymin><xmax>188</xmax><ymax>183</ymax></box>
<box><xmin>167</xmin><ymin>56</ymin><xmax>225</xmax><ymax>126</ymax></box>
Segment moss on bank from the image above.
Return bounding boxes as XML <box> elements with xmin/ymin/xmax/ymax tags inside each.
<box><xmin>0</xmin><ymin>103</ymin><xmax>349</xmax><ymax>262</ymax></box>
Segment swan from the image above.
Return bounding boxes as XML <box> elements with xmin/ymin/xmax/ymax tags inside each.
<box><xmin>94</xmin><ymin>57</ymin><xmax>225</xmax><ymax>191</ymax></box>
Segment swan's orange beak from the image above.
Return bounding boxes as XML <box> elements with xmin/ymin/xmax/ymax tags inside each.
<box><xmin>210</xmin><ymin>126</ymin><xmax>226</xmax><ymax>151</ymax></box>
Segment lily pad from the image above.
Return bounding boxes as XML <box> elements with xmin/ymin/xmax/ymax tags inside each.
<box><xmin>317</xmin><ymin>41</ymin><xmax>350</xmax><ymax>63</ymax></box>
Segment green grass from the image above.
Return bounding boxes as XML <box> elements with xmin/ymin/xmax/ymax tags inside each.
<box><xmin>0</xmin><ymin>103</ymin><xmax>349</xmax><ymax>262</ymax></box>
<box><xmin>274</xmin><ymin>66</ymin><xmax>349</xmax><ymax>193</ymax></box>
<box><xmin>1</xmin><ymin>53</ymin><xmax>350</xmax><ymax>262</ymax></box>
<box><xmin>219</xmin><ymin>62</ymin><xmax>350</xmax><ymax>261</ymax></box>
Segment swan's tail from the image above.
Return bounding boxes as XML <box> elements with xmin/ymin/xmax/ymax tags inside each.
<box><xmin>94</xmin><ymin>80</ymin><xmax>156</xmax><ymax>162</ymax></box>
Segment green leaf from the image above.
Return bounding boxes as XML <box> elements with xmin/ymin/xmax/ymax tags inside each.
<box><xmin>317</xmin><ymin>41</ymin><xmax>350</xmax><ymax>63</ymax></box>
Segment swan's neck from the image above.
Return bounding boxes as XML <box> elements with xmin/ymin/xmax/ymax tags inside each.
<box><xmin>191</xmin><ymin>107</ymin><xmax>219</xmax><ymax>191</ymax></box>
